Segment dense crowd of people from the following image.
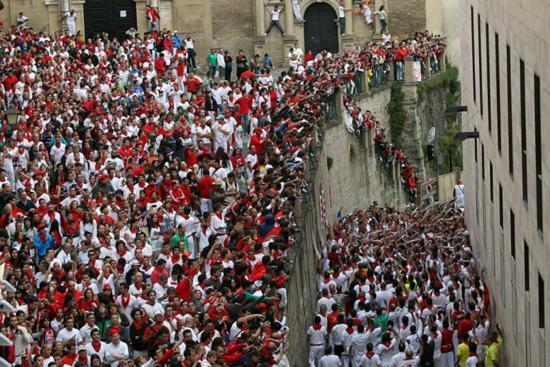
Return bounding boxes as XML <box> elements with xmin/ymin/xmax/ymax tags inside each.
<box><xmin>308</xmin><ymin>203</ymin><xmax>502</xmax><ymax>367</ymax></box>
<box><xmin>0</xmin><ymin>12</ymin><xmax>450</xmax><ymax>367</ymax></box>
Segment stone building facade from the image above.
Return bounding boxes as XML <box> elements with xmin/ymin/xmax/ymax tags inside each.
<box><xmin>0</xmin><ymin>0</ymin><xmax>433</xmax><ymax>65</ymax></box>
<box><xmin>461</xmin><ymin>0</ymin><xmax>550</xmax><ymax>366</ymax></box>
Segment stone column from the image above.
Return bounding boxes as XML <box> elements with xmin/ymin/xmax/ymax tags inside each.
<box><xmin>44</xmin><ymin>0</ymin><xmax>61</xmax><ymax>34</ymax></box>
<box><xmin>423</xmin><ymin>57</ymin><xmax>432</xmax><ymax>80</ymax></box>
<box><xmin>255</xmin><ymin>0</ymin><xmax>266</xmax><ymax>36</ymax></box>
<box><xmin>439</xmin><ymin>48</ymin><xmax>446</xmax><ymax>72</ymax></box>
<box><xmin>284</xmin><ymin>0</ymin><xmax>294</xmax><ymax>35</ymax></box>
<box><xmin>59</xmin><ymin>0</ymin><xmax>70</xmax><ymax>31</ymax></box>
<box><xmin>134</xmin><ymin>0</ymin><xmax>148</xmax><ymax>35</ymax></box>
<box><xmin>360</xmin><ymin>70</ymin><xmax>369</xmax><ymax>94</ymax></box>
<box><xmin>344</xmin><ymin>0</ymin><xmax>353</xmax><ymax>35</ymax></box>
<box><xmin>158</xmin><ymin>0</ymin><xmax>173</xmax><ymax>30</ymax></box>
<box><xmin>404</xmin><ymin>56</ymin><xmax>414</xmax><ymax>82</ymax></box>
<box><xmin>70</xmin><ymin>0</ymin><xmax>86</xmax><ymax>37</ymax></box>
<box><xmin>387</xmin><ymin>61</ymin><xmax>395</xmax><ymax>81</ymax></box>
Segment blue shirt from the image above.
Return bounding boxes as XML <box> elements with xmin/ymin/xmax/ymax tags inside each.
<box><xmin>34</xmin><ymin>234</ymin><xmax>54</xmax><ymax>257</ymax></box>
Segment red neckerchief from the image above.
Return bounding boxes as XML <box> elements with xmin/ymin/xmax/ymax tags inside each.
<box><xmin>171</xmin><ymin>253</ymin><xmax>181</xmax><ymax>264</ymax></box>
<box><xmin>120</xmin><ymin>293</ymin><xmax>131</xmax><ymax>308</ymax></box>
<box><xmin>366</xmin><ymin>351</ymin><xmax>376</xmax><ymax>358</ymax></box>
<box><xmin>470</xmin><ymin>351</ymin><xmax>478</xmax><ymax>357</ymax></box>
<box><xmin>91</xmin><ymin>340</ymin><xmax>102</xmax><ymax>352</ymax></box>
<box><xmin>312</xmin><ymin>323</ymin><xmax>322</xmax><ymax>331</ymax></box>
<box><xmin>346</xmin><ymin>327</ymin><xmax>354</xmax><ymax>335</ymax></box>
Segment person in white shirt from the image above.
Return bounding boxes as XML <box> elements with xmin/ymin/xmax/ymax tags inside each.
<box><xmin>397</xmin><ymin>350</ymin><xmax>420</xmax><ymax>366</ymax></box>
<box><xmin>350</xmin><ymin>324</ymin><xmax>369</xmax><ymax>366</ymax></box>
<box><xmin>64</xmin><ymin>9</ymin><xmax>77</xmax><ymax>35</ymax></box>
<box><xmin>307</xmin><ymin>316</ymin><xmax>327</xmax><ymax>367</ymax></box>
<box><xmin>453</xmin><ymin>179</ymin><xmax>465</xmax><ymax>209</ymax></box>
<box><xmin>319</xmin><ymin>346</ymin><xmax>342</xmax><ymax>367</ymax></box>
<box><xmin>16</xmin><ymin>12</ymin><xmax>29</xmax><ymax>30</ymax></box>
<box><xmin>50</xmin><ymin>140</ymin><xmax>66</xmax><ymax>164</ymax></box>
<box><xmin>79</xmin><ymin>313</ymin><xmax>98</xmax><ymax>344</ymax></box>
<box><xmin>317</xmin><ymin>289</ymin><xmax>336</xmax><ymax>313</ymax></box>
<box><xmin>216</xmin><ymin>49</ymin><xmax>225</xmax><ymax>79</ymax></box>
<box><xmin>85</xmin><ymin>328</ymin><xmax>107</xmax><ymax>361</ymax></box>
<box><xmin>104</xmin><ymin>331</ymin><xmax>129</xmax><ymax>367</ymax></box>
<box><xmin>55</xmin><ymin>241</ymin><xmax>73</xmax><ymax>266</ymax></box>
<box><xmin>265</xmin><ymin>5</ymin><xmax>285</xmax><ymax>35</ymax></box>
<box><xmin>142</xmin><ymin>291</ymin><xmax>164</xmax><ymax>318</ymax></box>
<box><xmin>390</xmin><ymin>342</ymin><xmax>407</xmax><ymax>367</ymax></box>
<box><xmin>329</xmin><ymin>315</ymin><xmax>346</xmax><ymax>355</ymax></box>
<box><xmin>465</xmin><ymin>342</ymin><xmax>479</xmax><ymax>367</ymax></box>
<box><xmin>377</xmin><ymin>331</ymin><xmax>398</xmax><ymax>365</ymax></box>
<box><xmin>213</xmin><ymin>115</ymin><xmax>233</xmax><ymax>153</ymax></box>
<box><xmin>201</xmin><ymin>350</ymin><xmax>218</xmax><ymax>366</ymax></box>
<box><xmin>360</xmin><ymin>343</ymin><xmax>381</xmax><ymax>367</ymax></box>
<box><xmin>338</xmin><ymin>0</ymin><xmax>351</xmax><ymax>35</ymax></box>
<box><xmin>56</xmin><ymin>317</ymin><xmax>82</xmax><ymax>346</ymax></box>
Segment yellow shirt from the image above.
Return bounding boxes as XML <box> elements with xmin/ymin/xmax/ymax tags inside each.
<box><xmin>485</xmin><ymin>336</ymin><xmax>503</xmax><ymax>367</ymax></box>
<box><xmin>456</xmin><ymin>342</ymin><xmax>470</xmax><ymax>367</ymax></box>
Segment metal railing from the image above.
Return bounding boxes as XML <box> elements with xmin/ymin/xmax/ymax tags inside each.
<box><xmin>322</xmin><ymin>92</ymin><xmax>339</xmax><ymax>121</ymax></box>
<box><xmin>369</xmin><ymin>63</ymin><xmax>387</xmax><ymax>90</ymax></box>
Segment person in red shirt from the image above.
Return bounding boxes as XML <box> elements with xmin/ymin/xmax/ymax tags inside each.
<box><xmin>146</xmin><ymin>5</ymin><xmax>160</xmax><ymax>31</ymax></box>
<box><xmin>395</xmin><ymin>42</ymin><xmax>409</xmax><ymax>80</ymax></box>
<box><xmin>2</xmin><ymin>70</ymin><xmax>18</xmax><ymax>92</ymax></box>
<box><xmin>249</xmin><ymin>128</ymin><xmax>264</xmax><ymax>156</ymax></box>
<box><xmin>236</xmin><ymin>91</ymin><xmax>253</xmax><ymax>134</ymax></box>
<box><xmin>184</xmin><ymin>73</ymin><xmax>201</xmax><ymax>94</ymax></box>
<box><xmin>60</xmin><ymin>344</ymin><xmax>78</xmax><ymax>366</ymax></box>
<box><xmin>197</xmin><ymin>169</ymin><xmax>215</xmax><ymax>214</ymax></box>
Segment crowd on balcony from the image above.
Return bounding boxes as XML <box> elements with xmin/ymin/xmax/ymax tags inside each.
<box><xmin>308</xmin><ymin>203</ymin><xmax>502</xmax><ymax>367</ymax></box>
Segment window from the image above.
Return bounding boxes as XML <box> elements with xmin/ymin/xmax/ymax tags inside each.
<box><xmin>535</xmin><ymin>74</ymin><xmax>543</xmax><ymax>233</ymax></box>
<box><xmin>474</xmin><ymin>127</ymin><xmax>478</xmax><ymax>162</ymax></box>
<box><xmin>499</xmin><ymin>183</ymin><xmax>503</xmax><ymax>227</ymax></box>
<box><xmin>539</xmin><ymin>274</ymin><xmax>545</xmax><ymax>329</ymax></box>
<box><xmin>496</xmin><ymin>33</ymin><xmax>502</xmax><ymax>152</ymax></box>
<box><xmin>525</xmin><ymin>241</ymin><xmax>530</xmax><ymax>291</ymax></box>
<box><xmin>471</xmin><ymin>7</ymin><xmax>476</xmax><ymax>103</ymax></box>
<box><xmin>478</xmin><ymin>14</ymin><xmax>483</xmax><ymax>115</ymax></box>
<box><xmin>520</xmin><ymin>59</ymin><xmax>527</xmax><ymax>203</ymax></box>
<box><xmin>482</xmin><ymin>144</ymin><xmax>485</xmax><ymax>181</ymax></box>
<box><xmin>486</xmin><ymin>23</ymin><xmax>491</xmax><ymax>132</ymax></box>
<box><xmin>507</xmin><ymin>44</ymin><xmax>513</xmax><ymax>176</ymax></box>
<box><xmin>489</xmin><ymin>161</ymin><xmax>494</xmax><ymax>202</ymax></box>
<box><xmin>511</xmin><ymin>209</ymin><xmax>516</xmax><ymax>259</ymax></box>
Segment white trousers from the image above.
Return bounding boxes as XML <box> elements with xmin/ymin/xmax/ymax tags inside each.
<box><xmin>438</xmin><ymin>351</ymin><xmax>455</xmax><ymax>367</ymax></box>
<box><xmin>309</xmin><ymin>345</ymin><xmax>324</xmax><ymax>366</ymax></box>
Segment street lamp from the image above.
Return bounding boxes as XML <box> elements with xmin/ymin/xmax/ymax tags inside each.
<box><xmin>453</xmin><ymin>131</ymin><xmax>479</xmax><ymax>142</ymax></box>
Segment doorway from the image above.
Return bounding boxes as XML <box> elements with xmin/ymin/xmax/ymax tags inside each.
<box><xmin>304</xmin><ymin>3</ymin><xmax>338</xmax><ymax>55</ymax></box>
<box><xmin>84</xmin><ymin>0</ymin><xmax>137</xmax><ymax>40</ymax></box>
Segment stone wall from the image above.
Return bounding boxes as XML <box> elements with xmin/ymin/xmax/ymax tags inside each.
<box><xmin>1</xmin><ymin>0</ymin><xmax>58</xmax><ymax>34</ymax></box>
<box><xmin>387</xmin><ymin>0</ymin><xmax>426</xmax><ymax>38</ymax></box>
<box><xmin>211</xmin><ymin>0</ymin><xmax>255</xmax><ymax>54</ymax></box>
